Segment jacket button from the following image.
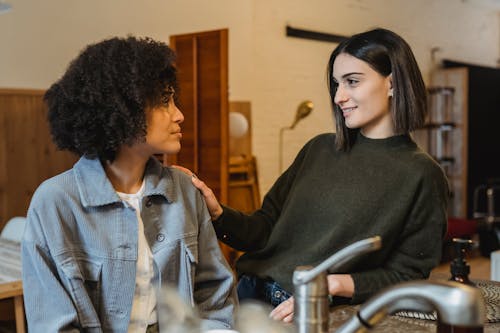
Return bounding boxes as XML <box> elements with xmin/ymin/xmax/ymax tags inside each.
<box><xmin>274</xmin><ymin>290</ymin><xmax>282</xmax><ymax>298</ymax></box>
<box><xmin>156</xmin><ymin>233</ymin><xmax>165</xmax><ymax>242</ymax></box>
<box><xmin>145</xmin><ymin>199</ymin><xmax>153</xmax><ymax>207</ymax></box>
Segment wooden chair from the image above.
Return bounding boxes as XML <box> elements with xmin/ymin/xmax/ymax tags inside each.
<box><xmin>228</xmin><ymin>155</ymin><xmax>260</xmax><ymax>214</ymax></box>
<box><xmin>219</xmin><ymin>155</ymin><xmax>261</xmax><ymax>268</ymax></box>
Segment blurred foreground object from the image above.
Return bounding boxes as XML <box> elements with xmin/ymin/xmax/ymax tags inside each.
<box><xmin>236</xmin><ymin>301</ymin><xmax>293</xmax><ymax>333</ymax></box>
<box><xmin>158</xmin><ymin>287</ymin><xmax>201</xmax><ymax>333</ymax></box>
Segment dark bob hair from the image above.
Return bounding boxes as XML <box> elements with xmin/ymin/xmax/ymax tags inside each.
<box><xmin>45</xmin><ymin>36</ymin><xmax>177</xmax><ymax>162</ymax></box>
<box><xmin>327</xmin><ymin>28</ymin><xmax>427</xmax><ymax>151</ymax></box>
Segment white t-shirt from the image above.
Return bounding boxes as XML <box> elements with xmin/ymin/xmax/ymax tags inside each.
<box><xmin>117</xmin><ymin>182</ymin><xmax>157</xmax><ymax>332</ymax></box>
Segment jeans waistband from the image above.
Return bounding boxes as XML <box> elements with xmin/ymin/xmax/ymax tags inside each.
<box><xmin>238</xmin><ymin>274</ymin><xmax>292</xmax><ymax>307</ymax></box>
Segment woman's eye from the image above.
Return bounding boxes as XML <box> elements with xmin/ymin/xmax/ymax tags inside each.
<box><xmin>161</xmin><ymin>86</ymin><xmax>176</xmax><ymax>106</ymax></box>
<box><xmin>347</xmin><ymin>78</ymin><xmax>358</xmax><ymax>86</ymax></box>
<box><xmin>161</xmin><ymin>94</ymin><xmax>172</xmax><ymax>105</ymax></box>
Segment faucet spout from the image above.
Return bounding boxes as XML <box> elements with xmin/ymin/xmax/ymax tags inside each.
<box><xmin>293</xmin><ymin>236</ymin><xmax>382</xmax><ymax>333</ymax></box>
<box><xmin>336</xmin><ymin>280</ymin><xmax>485</xmax><ymax>333</ymax></box>
<box><xmin>293</xmin><ymin>236</ymin><xmax>382</xmax><ymax>286</ymax></box>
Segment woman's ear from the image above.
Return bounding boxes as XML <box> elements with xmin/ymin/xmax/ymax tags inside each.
<box><xmin>387</xmin><ymin>74</ymin><xmax>393</xmax><ymax>97</ymax></box>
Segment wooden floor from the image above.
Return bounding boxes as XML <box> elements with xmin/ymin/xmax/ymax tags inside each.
<box><xmin>431</xmin><ymin>255</ymin><xmax>492</xmax><ymax>281</ymax></box>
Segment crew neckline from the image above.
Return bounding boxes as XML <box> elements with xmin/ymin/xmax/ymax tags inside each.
<box><xmin>356</xmin><ymin>131</ymin><xmax>413</xmax><ymax>148</ymax></box>
<box><xmin>116</xmin><ymin>180</ymin><xmax>146</xmax><ymax>198</ymax></box>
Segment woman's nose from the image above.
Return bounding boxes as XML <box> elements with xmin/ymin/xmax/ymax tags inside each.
<box><xmin>334</xmin><ymin>86</ymin><xmax>348</xmax><ymax>105</ymax></box>
<box><xmin>174</xmin><ymin>104</ymin><xmax>184</xmax><ymax>123</ymax></box>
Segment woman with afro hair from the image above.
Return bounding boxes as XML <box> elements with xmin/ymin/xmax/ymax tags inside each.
<box><xmin>21</xmin><ymin>36</ymin><xmax>237</xmax><ymax>332</ymax></box>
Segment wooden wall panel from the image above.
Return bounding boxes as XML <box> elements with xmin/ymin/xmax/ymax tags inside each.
<box><xmin>170</xmin><ymin>37</ymin><xmax>197</xmax><ymax>170</ymax></box>
<box><xmin>170</xmin><ymin>29</ymin><xmax>229</xmax><ymax>204</ymax></box>
<box><xmin>0</xmin><ymin>89</ymin><xmax>77</xmax><ymax>231</ymax></box>
<box><xmin>170</xmin><ymin>30</ymin><xmax>231</xmax><ymax>265</ymax></box>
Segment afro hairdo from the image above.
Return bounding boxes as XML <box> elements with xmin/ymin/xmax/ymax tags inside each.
<box><xmin>45</xmin><ymin>36</ymin><xmax>177</xmax><ymax>162</ymax></box>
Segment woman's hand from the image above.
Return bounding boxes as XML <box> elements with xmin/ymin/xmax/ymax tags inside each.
<box><xmin>269</xmin><ymin>274</ymin><xmax>354</xmax><ymax>323</ymax></box>
<box><xmin>269</xmin><ymin>296</ymin><xmax>294</xmax><ymax>323</ymax></box>
<box><xmin>171</xmin><ymin>165</ymin><xmax>223</xmax><ymax>220</ymax></box>
<box><xmin>327</xmin><ymin>274</ymin><xmax>354</xmax><ymax>297</ymax></box>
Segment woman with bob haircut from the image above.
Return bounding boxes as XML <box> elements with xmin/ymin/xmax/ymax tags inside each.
<box><xmin>177</xmin><ymin>28</ymin><xmax>449</xmax><ymax>322</ymax></box>
<box><xmin>21</xmin><ymin>36</ymin><xmax>237</xmax><ymax>332</ymax></box>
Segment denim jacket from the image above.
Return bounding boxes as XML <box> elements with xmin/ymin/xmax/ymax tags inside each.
<box><xmin>22</xmin><ymin>156</ymin><xmax>237</xmax><ymax>332</ymax></box>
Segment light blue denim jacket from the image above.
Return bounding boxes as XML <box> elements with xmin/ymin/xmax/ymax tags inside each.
<box><xmin>22</xmin><ymin>156</ymin><xmax>237</xmax><ymax>332</ymax></box>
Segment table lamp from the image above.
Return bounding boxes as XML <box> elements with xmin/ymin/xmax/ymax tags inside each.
<box><xmin>279</xmin><ymin>100</ymin><xmax>313</xmax><ymax>173</ymax></box>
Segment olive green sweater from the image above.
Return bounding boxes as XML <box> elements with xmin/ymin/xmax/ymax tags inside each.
<box><xmin>214</xmin><ymin>132</ymin><xmax>448</xmax><ymax>304</ymax></box>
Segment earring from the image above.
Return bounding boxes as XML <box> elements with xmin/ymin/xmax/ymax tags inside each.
<box><xmin>388</xmin><ymin>89</ymin><xmax>393</xmax><ymax>97</ymax></box>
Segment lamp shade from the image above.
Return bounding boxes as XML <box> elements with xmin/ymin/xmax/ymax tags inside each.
<box><xmin>290</xmin><ymin>100</ymin><xmax>313</xmax><ymax>129</ymax></box>
<box><xmin>229</xmin><ymin>111</ymin><xmax>249</xmax><ymax>139</ymax></box>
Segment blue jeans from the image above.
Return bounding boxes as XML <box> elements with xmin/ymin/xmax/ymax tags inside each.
<box><xmin>237</xmin><ymin>275</ymin><xmax>292</xmax><ymax>307</ymax></box>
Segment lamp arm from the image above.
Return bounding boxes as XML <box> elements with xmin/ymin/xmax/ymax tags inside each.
<box><xmin>279</xmin><ymin>126</ymin><xmax>291</xmax><ymax>174</ymax></box>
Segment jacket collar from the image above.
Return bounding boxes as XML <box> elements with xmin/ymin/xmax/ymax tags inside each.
<box><xmin>74</xmin><ymin>156</ymin><xmax>175</xmax><ymax>208</ymax></box>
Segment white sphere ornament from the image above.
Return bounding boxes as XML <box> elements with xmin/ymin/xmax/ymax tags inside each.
<box><xmin>229</xmin><ymin>112</ymin><xmax>249</xmax><ymax>138</ymax></box>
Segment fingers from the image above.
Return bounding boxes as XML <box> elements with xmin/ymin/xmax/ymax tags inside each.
<box><xmin>171</xmin><ymin>165</ymin><xmax>192</xmax><ymax>176</ymax></box>
<box><xmin>190</xmin><ymin>176</ymin><xmax>212</xmax><ymax>196</ymax></box>
<box><xmin>283</xmin><ymin>313</ymin><xmax>294</xmax><ymax>323</ymax></box>
<box><xmin>269</xmin><ymin>296</ymin><xmax>294</xmax><ymax>323</ymax></box>
<box><xmin>171</xmin><ymin>165</ymin><xmax>224</xmax><ymax>220</ymax></box>
<box><xmin>171</xmin><ymin>165</ymin><xmax>206</xmax><ymax>191</ymax></box>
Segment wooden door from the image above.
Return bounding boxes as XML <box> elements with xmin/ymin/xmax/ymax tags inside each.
<box><xmin>169</xmin><ymin>29</ymin><xmax>229</xmax><ymax>204</ymax></box>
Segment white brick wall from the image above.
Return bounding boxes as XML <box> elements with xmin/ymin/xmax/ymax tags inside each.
<box><xmin>0</xmin><ymin>0</ymin><xmax>498</xmax><ymax>195</ymax></box>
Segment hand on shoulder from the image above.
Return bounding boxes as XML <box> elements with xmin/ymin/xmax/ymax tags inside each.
<box><xmin>171</xmin><ymin>165</ymin><xmax>223</xmax><ymax>220</ymax></box>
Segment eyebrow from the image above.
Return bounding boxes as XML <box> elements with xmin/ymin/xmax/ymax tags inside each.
<box><xmin>342</xmin><ymin>72</ymin><xmax>363</xmax><ymax>78</ymax></box>
<box><xmin>332</xmin><ymin>72</ymin><xmax>364</xmax><ymax>82</ymax></box>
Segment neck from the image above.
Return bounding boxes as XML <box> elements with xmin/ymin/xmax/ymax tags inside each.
<box><xmin>360</xmin><ymin>112</ymin><xmax>395</xmax><ymax>138</ymax></box>
<box><xmin>360</xmin><ymin>123</ymin><xmax>395</xmax><ymax>139</ymax></box>
<box><xmin>104</xmin><ymin>145</ymin><xmax>149</xmax><ymax>194</ymax></box>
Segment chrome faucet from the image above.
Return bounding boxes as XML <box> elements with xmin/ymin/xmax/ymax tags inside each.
<box><xmin>336</xmin><ymin>280</ymin><xmax>485</xmax><ymax>333</ymax></box>
<box><xmin>293</xmin><ymin>236</ymin><xmax>382</xmax><ymax>333</ymax></box>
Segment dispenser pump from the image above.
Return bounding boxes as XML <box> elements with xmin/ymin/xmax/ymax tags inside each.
<box><xmin>449</xmin><ymin>238</ymin><xmax>475</xmax><ymax>286</ymax></box>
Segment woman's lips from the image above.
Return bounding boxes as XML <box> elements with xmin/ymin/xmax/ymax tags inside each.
<box><xmin>342</xmin><ymin>106</ymin><xmax>357</xmax><ymax>117</ymax></box>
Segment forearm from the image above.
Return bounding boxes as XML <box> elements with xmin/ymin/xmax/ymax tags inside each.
<box><xmin>212</xmin><ymin>205</ymin><xmax>273</xmax><ymax>251</ymax></box>
<box><xmin>349</xmin><ymin>265</ymin><xmax>427</xmax><ymax>304</ymax></box>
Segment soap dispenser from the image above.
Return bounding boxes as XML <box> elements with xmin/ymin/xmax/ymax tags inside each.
<box><xmin>449</xmin><ymin>238</ymin><xmax>475</xmax><ymax>286</ymax></box>
<box><xmin>437</xmin><ymin>238</ymin><xmax>483</xmax><ymax>333</ymax></box>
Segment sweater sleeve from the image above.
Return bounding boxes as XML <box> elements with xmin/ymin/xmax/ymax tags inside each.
<box><xmin>350</xmin><ymin>164</ymin><xmax>449</xmax><ymax>304</ymax></box>
<box><xmin>212</xmin><ymin>136</ymin><xmax>321</xmax><ymax>252</ymax></box>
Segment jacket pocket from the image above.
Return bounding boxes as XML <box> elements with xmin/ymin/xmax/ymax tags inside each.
<box><xmin>183</xmin><ymin>236</ymin><xmax>199</xmax><ymax>304</ymax></box>
<box><xmin>60</xmin><ymin>258</ymin><xmax>103</xmax><ymax>328</ymax></box>
<box><xmin>185</xmin><ymin>239</ymin><xmax>199</xmax><ymax>265</ymax></box>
